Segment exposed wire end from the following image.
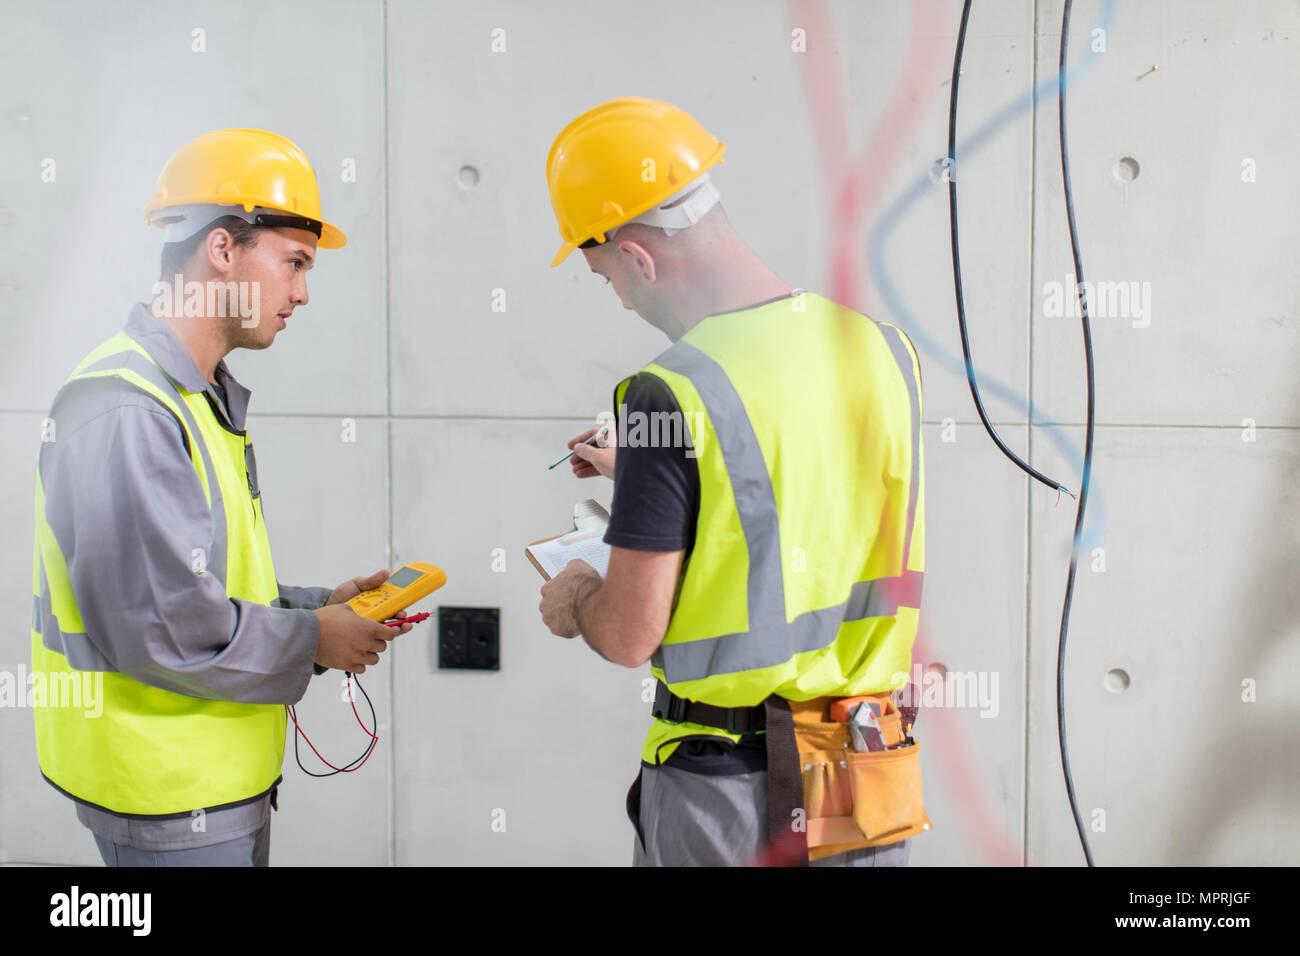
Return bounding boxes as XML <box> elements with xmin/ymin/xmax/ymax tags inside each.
<box><xmin>948</xmin><ymin>0</ymin><xmax>1070</xmax><ymax>495</ymax></box>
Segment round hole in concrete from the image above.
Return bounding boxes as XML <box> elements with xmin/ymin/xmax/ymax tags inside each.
<box><xmin>1112</xmin><ymin>157</ymin><xmax>1140</xmax><ymax>182</ymax></box>
<box><xmin>457</xmin><ymin>165</ymin><xmax>480</xmax><ymax>189</ymax></box>
<box><xmin>1104</xmin><ymin>668</ymin><xmax>1131</xmax><ymax>693</ymax></box>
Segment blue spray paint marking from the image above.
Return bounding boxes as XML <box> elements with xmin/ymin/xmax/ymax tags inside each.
<box><xmin>869</xmin><ymin>0</ymin><xmax>1117</xmax><ymax>549</ymax></box>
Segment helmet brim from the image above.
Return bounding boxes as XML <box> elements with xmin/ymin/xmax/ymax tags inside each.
<box><xmin>550</xmin><ymin>241</ymin><xmax>578</xmax><ymax>268</ymax></box>
<box><xmin>318</xmin><ymin>220</ymin><xmax>347</xmax><ymax>249</ymax></box>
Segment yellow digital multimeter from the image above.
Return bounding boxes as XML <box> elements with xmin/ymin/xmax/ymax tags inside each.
<box><xmin>346</xmin><ymin>562</ymin><xmax>448</xmax><ymax>621</ymax></box>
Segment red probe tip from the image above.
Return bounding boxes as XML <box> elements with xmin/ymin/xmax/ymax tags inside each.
<box><xmin>385</xmin><ymin>612</ymin><xmax>430</xmax><ymax>627</ymax></box>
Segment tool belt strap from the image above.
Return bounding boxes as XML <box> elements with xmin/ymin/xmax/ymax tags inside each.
<box><xmin>651</xmin><ymin>681</ymin><xmax>766</xmax><ymax>734</ymax></box>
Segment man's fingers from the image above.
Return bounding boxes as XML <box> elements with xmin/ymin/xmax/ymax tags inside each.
<box><xmin>354</xmin><ymin>569</ymin><xmax>390</xmax><ymax>592</ymax></box>
<box><xmin>568</xmin><ymin>427</ymin><xmax>599</xmax><ymax>449</ymax></box>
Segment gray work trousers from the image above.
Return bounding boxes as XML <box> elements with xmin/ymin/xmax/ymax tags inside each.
<box><xmin>631</xmin><ymin>764</ymin><xmax>910</xmax><ymax>867</ymax></box>
<box><xmin>94</xmin><ymin>820</ymin><xmax>271</xmax><ymax>867</ymax></box>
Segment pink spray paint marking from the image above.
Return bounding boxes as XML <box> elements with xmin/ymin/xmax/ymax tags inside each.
<box><xmin>743</xmin><ymin>0</ymin><xmax>1028</xmax><ymax>866</ymax></box>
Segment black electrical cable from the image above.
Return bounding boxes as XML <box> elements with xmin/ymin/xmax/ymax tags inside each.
<box><xmin>947</xmin><ymin>0</ymin><xmax>1097</xmax><ymax>866</ymax></box>
<box><xmin>947</xmin><ymin>0</ymin><xmax>1072</xmax><ymax>497</ymax></box>
<box><xmin>291</xmin><ymin>671</ymin><xmax>379</xmax><ymax>778</ymax></box>
<box><xmin>1056</xmin><ymin>0</ymin><xmax>1097</xmax><ymax>868</ymax></box>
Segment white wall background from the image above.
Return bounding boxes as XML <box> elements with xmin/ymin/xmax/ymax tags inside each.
<box><xmin>0</xmin><ymin>0</ymin><xmax>1295</xmax><ymax>866</ymax></box>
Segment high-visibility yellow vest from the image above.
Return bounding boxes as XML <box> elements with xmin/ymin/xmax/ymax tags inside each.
<box><xmin>31</xmin><ymin>331</ymin><xmax>286</xmax><ymax>815</ymax></box>
<box><xmin>618</xmin><ymin>293</ymin><xmax>926</xmax><ymax>765</ymax></box>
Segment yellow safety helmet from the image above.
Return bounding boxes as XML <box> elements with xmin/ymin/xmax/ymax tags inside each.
<box><xmin>144</xmin><ymin>128</ymin><xmax>346</xmax><ymax>249</ymax></box>
<box><xmin>546</xmin><ymin>97</ymin><xmax>725</xmax><ymax>267</ymax></box>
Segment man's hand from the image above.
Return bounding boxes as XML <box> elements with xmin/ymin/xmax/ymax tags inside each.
<box><xmin>540</xmin><ymin>546</ymin><xmax>684</xmax><ymax>667</ymax></box>
<box><xmin>567</xmin><ymin>427</ymin><xmax>616</xmax><ymax>480</ymax></box>
<box><xmin>539</xmin><ymin>559</ymin><xmax>603</xmax><ymax>638</ymax></box>
<box><xmin>325</xmin><ymin>568</ymin><xmax>409</xmax><ymax>625</ymax></box>
<box><xmin>326</xmin><ymin>569</ymin><xmax>393</xmax><ymax>606</ymax></box>
<box><xmin>313</xmin><ymin>603</ymin><xmax>412</xmax><ymax>674</ymax></box>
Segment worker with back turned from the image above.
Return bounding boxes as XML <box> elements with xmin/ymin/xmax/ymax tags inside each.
<box><xmin>538</xmin><ymin>98</ymin><xmax>929</xmax><ymax>866</ymax></box>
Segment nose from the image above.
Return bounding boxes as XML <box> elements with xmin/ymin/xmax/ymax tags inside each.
<box><xmin>292</xmin><ymin>275</ymin><xmax>308</xmax><ymax>307</ymax></box>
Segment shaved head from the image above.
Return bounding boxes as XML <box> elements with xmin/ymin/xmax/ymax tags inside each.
<box><xmin>582</xmin><ymin>200</ymin><xmax>794</xmax><ymax>341</ymax></box>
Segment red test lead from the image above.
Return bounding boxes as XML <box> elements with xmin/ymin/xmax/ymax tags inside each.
<box><xmin>385</xmin><ymin>612</ymin><xmax>430</xmax><ymax>627</ymax></box>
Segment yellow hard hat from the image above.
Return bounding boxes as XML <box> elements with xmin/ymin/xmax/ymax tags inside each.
<box><xmin>546</xmin><ymin>97</ymin><xmax>725</xmax><ymax>267</ymax></box>
<box><xmin>143</xmin><ymin>128</ymin><xmax>346</xmax><ymax>249</ymax></box>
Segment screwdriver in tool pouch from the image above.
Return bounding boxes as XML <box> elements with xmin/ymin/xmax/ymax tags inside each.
<box><xmin>891</xmin><ymin>682</ymin><xmax>919</xmax><ymax>747</ymax></box>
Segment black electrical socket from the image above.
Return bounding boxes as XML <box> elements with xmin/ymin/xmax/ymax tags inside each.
<box><xmin>438</xmin><ymin>607</ymin><xmax>499</xmax><ymax>670</ymax></box>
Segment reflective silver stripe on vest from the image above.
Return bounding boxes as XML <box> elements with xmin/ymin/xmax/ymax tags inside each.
<box><xmin>71</xmin><ymin>347</ymin><xmax>229</xmax><ymax>586</ymax></box>
<box><xmin>844</xmin><ymin>568</ymin><xmax>924</xmax><ymax>619</ymax></box>
<box><xmin>651</xmin><ymin>332</ymin><xmax>924</xmax><ymax>685</ymax></box>
<box><xmin>877</xmin><ymin>324</ymin><xmax>922</xmax><ymax>565</ymax></box>
<box><xmin>35</xmin><ymin>575</ymin><xmax>114</xmax><ymax>672</ymax></box>
<box><xmin>35</xmin><ymin>344</ymin><xmax>234</xmax><ymax>673</ymax></box>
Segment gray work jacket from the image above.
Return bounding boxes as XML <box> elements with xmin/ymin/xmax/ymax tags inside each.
<box><xmin>39</xmin><ymin>303</ymin><xmax>329</xmax><ymax>850</ymax></box>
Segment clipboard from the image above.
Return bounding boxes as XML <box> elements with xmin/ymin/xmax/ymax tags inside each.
<box><xmin>525</xmin><ymin>532</ymin><xmax>565</xmax><ymax>581</ymax></box>
<box><xmin>525</xmin><ymin>500</ymin><xmax>611</xmax><ymax>581</ymax></box>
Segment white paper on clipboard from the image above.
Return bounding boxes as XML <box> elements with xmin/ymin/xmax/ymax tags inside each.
<box><xmin>525</xmin><ymin>499</ymin><xmax>611</xmax><ymax>580</ymax></box>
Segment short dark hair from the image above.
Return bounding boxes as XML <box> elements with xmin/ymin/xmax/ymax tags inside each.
<box><xmin>158</xmin><ymin>215</ymin><xmax>263</xmax><ymax>281</ymax></box>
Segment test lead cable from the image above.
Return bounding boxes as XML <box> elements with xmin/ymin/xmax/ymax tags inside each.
<box><xmin>287</xmin><ymin>671</ymin><xmax>380</xmax><ymax>777</ymax></box>
<box><xmin>286</xmin><ymin>613</ymin><xmax>430</xmax><ymax>776</ymax></box>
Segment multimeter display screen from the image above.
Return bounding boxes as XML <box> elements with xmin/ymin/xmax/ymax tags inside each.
<box><xmin>387</xmin><ymin>567</ymin><xmax>423</xmax><ymax>589</ymax></box>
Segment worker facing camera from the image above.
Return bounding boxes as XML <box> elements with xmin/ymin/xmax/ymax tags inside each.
<box><xmin>31</xmin><ymin>128</ymin><xmax>413</xmax><ymax>868</ymax></box>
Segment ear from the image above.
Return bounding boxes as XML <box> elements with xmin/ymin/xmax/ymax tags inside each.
<box><xmin>617</xmin><ymin>239</ymin><xmax>656</xmax><ymax>282</ymax></box>
<box><xmin>203</xmin><ymin>227</ymin><xmax>238</xmax><ymax>274</ymax></box>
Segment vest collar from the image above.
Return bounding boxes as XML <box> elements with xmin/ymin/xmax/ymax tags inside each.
<box><xmin>704</xmin><ymin>289</ymin><xmax>806</xmax><ymax>320</ymax></box>
<box><xmin>124</xmin><ymin>302</ymin><xmax>252</xmax><ymax>431</ymax></box>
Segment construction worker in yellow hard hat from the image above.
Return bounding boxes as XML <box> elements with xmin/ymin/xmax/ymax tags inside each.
<box><xmin>31</xmin><ymin>128</ymin><xmax>414</xmax><ymax>866</ymax></box>
<box><xmin>538</xmin><ymin>97</ymin><xmax>929</xmax><ymax>866</ymax></box>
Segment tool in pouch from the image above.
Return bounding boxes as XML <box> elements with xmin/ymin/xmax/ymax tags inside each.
<box><xmin>790</xmin><ymin>683</ymin><xmax>929</xmax><ymax>861</ymax></box>
<box><xmin>653</xmin><ymin>680</ymin><xmax>928</xmax><ymax>863</ymax></box>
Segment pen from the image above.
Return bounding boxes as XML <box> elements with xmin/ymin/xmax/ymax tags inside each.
<box><xmin>548</xmin><ymin>427</ymin><xmax>609</xmax><ymax>470</ymax></box>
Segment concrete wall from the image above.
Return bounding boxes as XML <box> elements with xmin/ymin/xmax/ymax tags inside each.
<box><xmin>0</xmin><ymin>0</ymin><xmax>1294</xmax><ymax>865</ymax></box>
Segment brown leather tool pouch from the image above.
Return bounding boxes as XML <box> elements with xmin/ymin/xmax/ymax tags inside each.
<box><xmin>787</xmin><ymin>696</ymin><xmax>931</xmax><ymax>862</ymax></box>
